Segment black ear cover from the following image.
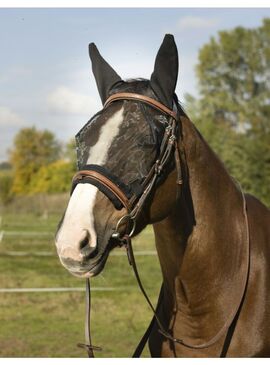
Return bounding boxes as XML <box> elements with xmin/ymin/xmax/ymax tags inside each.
<box><xmin>150</xmin><ymin>34</ymin><xmax>179</xmax><ymax>109</ymax></box>
<box><xmin>89</xmin><ymin>43</ymin><xmax>122</xmax><ymax>104</ymax></box>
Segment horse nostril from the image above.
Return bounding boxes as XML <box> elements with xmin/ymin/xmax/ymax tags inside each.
<box><xmin>79</xmin><ymin>231</ymin><xmax>90</xmax><ymax>250</ymax></box>
<box><xmin>79</xmin><ymin>230</ymin><xmax>98</xmax><ymax>259</ymax></box>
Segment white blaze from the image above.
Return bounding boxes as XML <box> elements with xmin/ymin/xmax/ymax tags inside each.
<box><xmin>56</xmin><ymin>184</ymin><xmax>98</xmax><ymax>259</ymax></box>
<box><xmin>87</xmin><ymin>107</ymin><xmax>124</xmax><ymax>165</ymax></box>
<box><xmin>56</xmin><ymin>107</ymin><xmax>124</xmax><ymax>256</ymax></box>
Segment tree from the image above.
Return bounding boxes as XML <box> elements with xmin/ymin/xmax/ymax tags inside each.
<box><xmin>30</xmin><ymin>160</ymin><xmax>76</xmax><ymax>193</ymax></box>
<box><xmin>186</xmin><ymin>18</ymin><xmax>270</xmax><ymax>207</ymax></box>
<box><xmin>10</xmin><ymin>127</ymin><xmax>61</xmax><ymax>194</ymax></box>
<box><xmin>197</xmin><ymin>18</ymin><xmax>270</xmax><ymax>133</ymax></box>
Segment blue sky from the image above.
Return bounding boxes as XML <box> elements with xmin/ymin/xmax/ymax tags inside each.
<box><xmin>1</xmin><ymin>7</ymin><xmax>270</xmax><ymax>162</ymax></box>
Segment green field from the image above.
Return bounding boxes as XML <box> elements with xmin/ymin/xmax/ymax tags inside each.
<box><xmin>0</xmin><ymin>211</ymin><xmax>162</xmax><ymax>357</ymax></box>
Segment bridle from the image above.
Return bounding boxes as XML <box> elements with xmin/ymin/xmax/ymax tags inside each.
<box><xmin>72</xmin><ymin>91</ymin><xmax>184</xmax><ymax>357</ymax></box>
<box><xmin>71</xmin><ymin>92</ymin><xmax>250</xmax><ymax>358</ymax></box>
<box><xmin>72</xmin><ymin>92</ymin><xmax>183</xmax><ymax>240</ymax></box>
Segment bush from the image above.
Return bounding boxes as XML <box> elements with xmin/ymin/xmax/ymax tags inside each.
<box><xmin>10</xmin><ymin>127</ymin><xmax>61</xmax><ymax>194</ymax></box>
<box><xmin>30</xmin><ymin>160</ymin><xmax>76</xmax><ymax>194</ymax></box>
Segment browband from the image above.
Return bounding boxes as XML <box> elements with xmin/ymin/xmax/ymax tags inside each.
<box><xmin>104</xmin><ymin>92</ymin><xmax>178</xmax><ymax>120</ymax></box>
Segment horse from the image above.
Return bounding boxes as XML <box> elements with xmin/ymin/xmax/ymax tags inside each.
<box><xmin>55</xmin><ymin>34</ymin><xmax>270</xmax><ymax>357</ymax></box>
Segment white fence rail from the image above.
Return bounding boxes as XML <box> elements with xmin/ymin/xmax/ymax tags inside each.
<box><xmin>0</xmin><ymin>223</ymin><xmax>157</xmax><ymax>294</ymax></box>
<box><xmin>0</xmin><ymin>250</ymin><xmax>156</xmax><ymax>257</ymax></box>
<box><xmin>0</xmin><ymin>287</ymin><xmax>132</xmax><ymax>293</ymax></box>
<box><xmin>1</xmin><ymin>231</ymin><xmax>53</xmax><ymax>236</ymax></box>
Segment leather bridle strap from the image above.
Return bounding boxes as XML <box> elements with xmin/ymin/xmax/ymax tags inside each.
<box><xmin>104</xmin><ymin>92</ymin><xmax>178</xmax><ymax>120</ymax></box>
<box><xmin>77</xmin><ymin>279</ymin><xmax>102</xmax><ymax>357</ymax></box>
<box><xmin>72</xmin><ymin>169</ymin><xmax>131</xmax><ymax>211</ymax></box>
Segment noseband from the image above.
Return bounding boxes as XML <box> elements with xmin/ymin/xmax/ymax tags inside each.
<box><xmin>72</xmin><ymin>92</ymin><xmax>183</xmax><ymax>238</ymax></box>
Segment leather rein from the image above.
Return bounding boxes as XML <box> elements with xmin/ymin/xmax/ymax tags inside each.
<box><xmin>72</xmin><ymin>92</ymin><xmax>250</xmax><ymax>358</ymax></box>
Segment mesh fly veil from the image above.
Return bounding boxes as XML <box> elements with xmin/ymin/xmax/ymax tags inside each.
<box><xmin>73</xmin><ymin>100</ymin><xmax>172</xmax><ymax>209</ymax></box>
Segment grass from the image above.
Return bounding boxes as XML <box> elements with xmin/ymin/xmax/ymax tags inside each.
<box><xmin>0</xmin><ymin>291</ymin><xmax>156</xmax><ymax>357</ymax></box>
<box><xmin>0</xmin><ymin>208</ymin><xmax>162</xmax><ymax>357</ymax></box>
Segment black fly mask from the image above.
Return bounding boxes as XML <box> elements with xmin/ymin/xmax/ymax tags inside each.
<box><xmin>74</xmin><ymin>80</ymin><xmax>177</xmax><ymax>210</ymax></box>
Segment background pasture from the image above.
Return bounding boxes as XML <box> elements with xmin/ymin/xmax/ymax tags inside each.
<box><xmin>0</xmin><ymin>194</ymin><xmax>161</xmax><ymax>357</ymax></box>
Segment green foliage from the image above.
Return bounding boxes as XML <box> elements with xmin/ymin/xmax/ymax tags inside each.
<box><xmin>30</xmin><ymin>160</ymin><xmax>76</xmax><ymax>194</ymax></box>
<box><xmin>186</xmin><ymin>18</ymin><xmax>270</xmax><ymax>207</ymax></box>
<box><xmin>0</xmin><ymin>171</ymin><xmax>14</xmax><ymax>204</ymax></box>
<box><xmin>197</xmin><ymin>19</ymin><xmax>270</xmax><ymax>132</ymax></box>
<box><xmin>10</xmin><ymin>127</ymin><xmax>61</xmax><ymax>194</ymax></box>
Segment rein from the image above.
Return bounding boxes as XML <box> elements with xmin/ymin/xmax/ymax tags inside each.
<box><xmin>72</xmin><ymin>93</ymin><xmax>250</xmax><ymax>358</ymax></box>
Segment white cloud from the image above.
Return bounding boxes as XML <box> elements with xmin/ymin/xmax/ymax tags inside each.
<box><xmin>177</xmin><ymin>16</ymin><xmax>219</xmax><ymax>30</ymax></box>
<box><xmin>47</xmin><ymin>86</ymin><xmax>100</xmax><ymax>115</ymax></box>
<box><xmin>0</xmin><ymin>106</ymin><xmax>24</xmax><ymax>127</ymax></box>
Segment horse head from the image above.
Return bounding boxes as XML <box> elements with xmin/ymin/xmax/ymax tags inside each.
<box><xmin>55</xmin><ymin>34</ymin><xmax>182</xmax><ymax>278</ymax></box>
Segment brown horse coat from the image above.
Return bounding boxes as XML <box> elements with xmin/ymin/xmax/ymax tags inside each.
<box><xmin>148</xmin><ymin>115</ymin><xmax>270</xmax><ymax>357</ymax></box>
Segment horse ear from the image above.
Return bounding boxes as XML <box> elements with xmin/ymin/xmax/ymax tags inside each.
<box><xmin>150</xmin><ymin>34</ymin><xmax>178</xmax><ymax>109</ymax></box>
<box><xmin>89</xmin><ymin>43</ymin><xmax>122</xmax><ymax>104</ymax></box>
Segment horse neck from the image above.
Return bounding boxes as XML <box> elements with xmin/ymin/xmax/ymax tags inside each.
<box><xmin>153</xmin><ymin>115</ymin><xmax>248</xmax><ymax>322</ymax></box>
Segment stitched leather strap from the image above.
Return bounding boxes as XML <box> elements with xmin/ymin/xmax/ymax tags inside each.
<box><xmin>77</xmin><ymin>279</ymin><xmax>102</xmax><ymax>357</ymax></box>
<box><xmin>104</xmin><ymin>92</ymin><xmax>178</xmax><ymax>120</ymax></box>
<box><xmin>72</xmin><ymin>170</ymin><xmax>131</xmax><ymax>211</ymax></box>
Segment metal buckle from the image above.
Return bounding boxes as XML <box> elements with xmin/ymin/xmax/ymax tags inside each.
<box><xmin>111</xmin><ymin>214</ymin><xmax>136</xmax><ymax>240</ymax></box>
<box><xmin>154</xmin><ymin>160</ymin><xmax>161</xmax><ymax>175</ymax></box>
<box><xmin>169</xmin><ymin>135</ymin><xmax>176</xmax><ymax>144</ymax></box>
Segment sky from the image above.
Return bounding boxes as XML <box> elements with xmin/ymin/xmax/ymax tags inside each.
<box><xmin>1</xmin><ymin>7</ymin><xmax>270</xmax><ymax>162</ymax></box>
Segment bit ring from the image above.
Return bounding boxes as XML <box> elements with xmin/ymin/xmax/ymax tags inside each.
<box><xmin>112</xmin><ymin>214</ymin><xmax>136</xmax><ymax>239</ymax></box>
